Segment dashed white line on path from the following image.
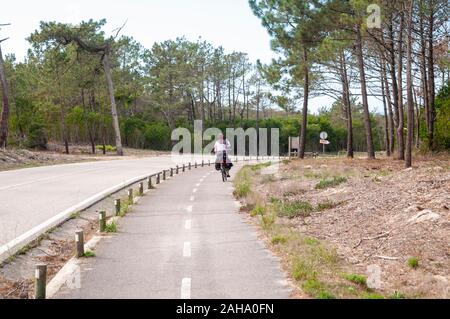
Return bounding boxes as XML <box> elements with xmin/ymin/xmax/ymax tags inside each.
<box><xmin>181</xmin><ymin>278</ymin><xmax>191</xmax><ymax>299</ymax></box>
<box><xmin>189</xmin><ymin>196</ymin><xmax>195</xmax><ymax>201</ymax></box>
<box><xmin>186</xmin><ymin>205</ymin><xmax>193</xmax><ymax>213</ymax></box>
<box><xmin>185</xmin><ymin>220</ymin><xmax>192</xmax><ymax>230</ymax></box>
<box><xmin>183</xmin><ymin>242</ymin><xmax>191</xmax><ymax>257</ymax></box>
<box><xmin>193</xmin><ymin>188</ymin><xmax>197</xmax><ymax>193</ymax></box>
<box><xmin>195</xmin><ymin>183</ymin><xmax>200</xmax><ymax>187</ymax></box>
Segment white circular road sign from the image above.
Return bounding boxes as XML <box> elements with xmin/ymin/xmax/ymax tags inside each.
<box><xmin>320</xmin><ymin>131</ymin><xmax>328</xmax><ymax>140</ymax></box>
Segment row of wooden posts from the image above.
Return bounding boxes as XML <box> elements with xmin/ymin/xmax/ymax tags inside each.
<box><xmin>33</xmin><ymin>155</ymin><xmax>279</xmax><ymax>298</ymax></box>
<box><xmin>34</xmin><ymin>159</ymin><xmax>212</xmax><ymax>299</ymax></box>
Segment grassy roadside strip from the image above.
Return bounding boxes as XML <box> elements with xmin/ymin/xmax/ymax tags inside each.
<box><xmin>233</xmin><ymin>163</ymin><xmax>387</xmax><ymax>299</ymax></box>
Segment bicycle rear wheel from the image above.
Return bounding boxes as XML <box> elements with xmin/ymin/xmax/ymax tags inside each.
<box><xmin>221</xmin><ymin>166</ymin><xmax>227</xmax><ymax>182</ymax></box>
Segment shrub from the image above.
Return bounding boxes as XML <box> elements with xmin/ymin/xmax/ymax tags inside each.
<box><xmin>344</xmin><ymin>273</ymin><xmax>367</xmax><ymax>287</ymax></box>
<box><xmin>250</xmin><ymin>204</ymin><xmax>265</xmax><ymax>217</ymax></box>
<box><xmin>144</xmin><ymin>122</ymin><xmax>171</xmax><ymax>150</ymax></box>
<box><xmin>271</xmin><ymin>236</ymin><xmax>287</xmax><ymax>245</ymax></box>
<box><xmin>303</xmin><ymin>237</ymin><xmax>320</xmax><ymax>246</ymax></box>
<box><xmin>315</xmin><ymin>176</ymin><xmax>347</xmax><ymax>190</ymax></box>
<box><xmin>250</xmin><ymin>162</ymin><xmax>271</xmax><ymax>171</ymax></box>
<box><xmin>27</xmin><ymin>122</ymin><xmax>48</xmax><ymax>149</ymax></box>
<box><xmin>234</xmin><ymin>181</ymin><xmax>250</xmax><ymax>198</ymax></box>
<box><xmin>96</xmin><ymin>145</ymin><xmax>116</xmax><ymax>152</ymax></box>
<box><xmin>301</xmin><ymin>279</ymin><xmax>335</xmax><ymax>299</ymax></box>
<box><xmin>233</xmin><ymin>168</ymin><xmax>252</xmax><ymax>198</ymax></box>
<box><xmin>260</xmin><ymin>212</ymin><xmax>276</xmax><ymax>230</ymax></box>
<box><xmin>389</xmin><ymin>291</ymin><xmax>406</xmax><ymax>299</ymax></box>
<box><xmin>277</xmin><ymin>201</ymin><xmax>313</xmax><ymax>218</ymax></box>
<box><xmin>292</xmin><ymin>260</ymin><xmax>316</xmax><ymax>281</ymax></box>
<box><xmin>316</xmin><ymin>201</ymin><xmax>338</xmax><ymax>211</ymax></box>
<box><xmin>407</xmin><ymin>257</ymin><xmax>419</xmax><ymax>269</ymax></box>
<box><xmin>83</xmin><ymin>250</ymin><xmax>96</xmax><ymax>258</ymax></box>
<box><xmin>105</xmin><ymin>221</ymin><xmax>118</xmax><ymax>233</ymax></box>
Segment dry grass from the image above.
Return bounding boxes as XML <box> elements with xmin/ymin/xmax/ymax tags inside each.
<box><xmin>233</xmin><ymin>154</ymin><xmax>450</xmax><ymax>299</ymax></box>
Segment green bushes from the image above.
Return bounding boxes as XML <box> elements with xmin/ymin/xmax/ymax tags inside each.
<box><xmin>27</xmin><ymin>121</ymin><xmax>48</xmax><ymax>149</ymax></box>
<box><xmin>121</xmin><ymin>118</ymin><xmax>172</xmax><ymax>150</ymax></box>
<box><xmin>434</xmin><ymin>81</ymin><xmax>450</xmax><ymax>150</ymax></box>
<box><xmin>96</xmin><ymin>145</ymin><xmax>116</xmax><ymax>152</ymax></box>
<box><xmin>144</xmin><ymin>122</ymin><xmax>171</xmax><ymax>150</ymax></box>
<box><xmin>276</xmin><ymin>201</ymin><xmax>313</xmax><ymax>218</ymax></box>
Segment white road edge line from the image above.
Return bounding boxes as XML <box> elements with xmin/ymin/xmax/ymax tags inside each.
<box><xmin>0</xmin><ymin>163</ymin><xmax>192</xmax><ymax>264</ymax></box>
<box><xmin>181</xmin><ymin>278</ymin><xmax>191</xmax><ymax>299</ymax></box>
<box><xmin>185</xmin><ymin>220</ymin><xmax>192</xmax><ymax>230</ymax></box>
<box><xmin>183</xmin><ymin>242</ymin><xmax>191</xmax><ymax>257</ymax></box>
<box><xmin>186</xmin><ymin>205</ymin><xmax>193</xmax><ymax>213</ymax></box>
<box><xmin>193</xmin><ymin>188</ymin><xmax>197</xmax><ymax>193</ymax></box>
<box><xmin>189</xmin><ymin>196</ymin><xmax>195</xmax><ymax>201</ymax></box>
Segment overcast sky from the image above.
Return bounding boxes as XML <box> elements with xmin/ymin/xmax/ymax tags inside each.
<box><xmin>0</xmin><ymin>0</ymin><xmax>382</xmax><ymax>113</ymax></box>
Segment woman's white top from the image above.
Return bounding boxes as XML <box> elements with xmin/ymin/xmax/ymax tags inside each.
<box><xmin>214</xmin><ymin>139</ymin><xmax>231</xmax><ymax>153</ymax></box>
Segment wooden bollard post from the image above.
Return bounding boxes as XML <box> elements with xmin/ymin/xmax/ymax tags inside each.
<box><xmin>34</xmin><ymin>264</ymin><xmax>47</xmax><ymax>299</ymax></box>
<box><xmin>176</xmin><ymin>165</ymin><xmax>179</xmax><ymax>174</ymax></box>
<box><xmin>170</xmin><ymin>168</ymin><xmax>173</xmax><ymax>177</ymax></box>
<box><xmin>157</xmin><ymin>173</ymin><xmax>160</xmax><ymax>184</ymax></box>
<box><xmin>128</xmin><ymin>188</ymin><xmax>133</xmax><ymax>204</ymax></box>
<box><xmin>208</xmin><ymin>160</ymin><xmax>211</xmax><ymax>166</ymax></box>
<box><xmin>183</xmin><ymin>164</ymin><xmax>185</xmax><ymax>172</ymax></box>
<box><xmin>139</xmin><ymin>182</ymin><xmax>144</xmax><ymax>196</ymax></box>
<box><xmin>202</xmin><ymin>160</ymin><xmax>204</xmax><ymax>167</ymax></box>
<box><xmin>195</xmin><ymin>162</ymin><xmax>198</xmax><ymax>168</ymax></box>
<box><xmin>189</xmin><ymin>163</ymin><xmax>191</xmax><ymax>170</ymax></box>
<box><xmin>163</xmin><ymin>170</ymin><xmax>166</xmax><ymax>180</ymax></box>
<box><xmin>75</xmin><ymin>230</ymin><xmax>84</xmax><ymax>258</ymax></box>
<box><xmin>147</xmin><ymin>176</ymin><xmax>152</xmax><ymax>189</ymax></box>
<box><xmin>114</xmin><ymin>199</ymin><xmax>121</xmax><ymax>216</ymax></box>
<box><xmin>99</xmin><ymin>211</ymin><xmax>106</xmax><ymax>232</ymax></box>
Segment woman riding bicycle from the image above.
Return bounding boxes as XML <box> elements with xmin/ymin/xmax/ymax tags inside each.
<box><xmin>213</xmin><ymin>134</ymin><xmax>233</xmax><ymax>177</ymax></box>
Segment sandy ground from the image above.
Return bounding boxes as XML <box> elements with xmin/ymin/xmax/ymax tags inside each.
<box><xmin>253</xmin><ymin>154</ymin><xmax>449</xmax><ymax>298</ymax></box>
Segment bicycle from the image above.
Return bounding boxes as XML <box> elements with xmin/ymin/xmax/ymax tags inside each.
<box><xmin>220</xmin><ymin>151</ymin><xmax>229</xmax><ymax>182</ymax></box>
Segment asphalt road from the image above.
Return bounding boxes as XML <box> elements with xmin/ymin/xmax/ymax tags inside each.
<box><xmin>55</xmin><ymin>165</ymin><xmax>292</xmax><ymax>298</ymax></box>
<box><xmin>0</xmin><ymin>155</ymin><xmax>210</xmax><ymax>248</ymax></box>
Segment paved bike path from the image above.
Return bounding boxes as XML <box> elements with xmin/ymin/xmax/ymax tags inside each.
<box><xmin>55</xmin><ymin>165</ymin><xmax>292</xmax><ymax>299</ymax></box>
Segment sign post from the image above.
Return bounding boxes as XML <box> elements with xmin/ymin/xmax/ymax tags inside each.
<box><xmin>319</xmin><ymin>132</ymin><xmax>329</xmax><ymax>155</ymax></box>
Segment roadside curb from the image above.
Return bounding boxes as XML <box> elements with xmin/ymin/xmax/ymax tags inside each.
<box><xmin>0</xmin><ymin>162</ymin><xmax>201</xmax><ymax>264</ymax></box>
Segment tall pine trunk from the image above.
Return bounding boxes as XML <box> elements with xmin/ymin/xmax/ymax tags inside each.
<box><xmin>102</xmin><ymin>51</ymin><xmax>123</xmax><ymax>156</ymax></box>
<box><xmin>298</xmin><ymin>47</ymin><xmax>309</xmax><ymax>159</ymax></box>
<box><xmin>355</xmin><ymin>24</ymin><xmax>375</xmax><ymax>159</ymax></box>
<box><xmin>340</xmin><ymin>51</ymin><xmax>353</xmax><ymax>158</ymax></box>
<box><xmin>406</xmin><ymin>0</ymin><xmax>415</xmax><ymax>167</ymax></box>
<box><xmin>0</xmin><ymin>43</ymin><xmax>10</xmax><ymax>148</ymax></box>
<box><xmin>419</xmin><ymin>1</ymin><xmax>430</xmax><ymax>142</ymax></box>
<box><xmin>381</xmin><ymin>58</ymin><xmax>395</xmax><ymax>155</ymax></box>
<box><xmin>426</xmin><ymin>2</ymin><xmax>436</xmax><ymax>150</ymax></box>
<box><xmin>397</xmin><ymin>10</ymin><xmax>405</xmax><ymax>160</ymax></box>
<box><xmin>82</xmin><ymin>88</ymin><xmax>96</xmax><ymax>154</ymax></box>
<box><xmin>381</xmin><ymin>77</ymin><xmax>391</xmax><ymax>157</ymax></box>
<box><xmin>388</xmin><ymin>12</ymin><xmax>400</xmax><ymax>155</ymax></box>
